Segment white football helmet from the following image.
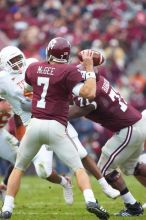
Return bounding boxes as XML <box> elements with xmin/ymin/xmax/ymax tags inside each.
<box><xmin>0</xmin><ymin>46</ymin><xmax>26</xmax><ymax>74</ymax></box>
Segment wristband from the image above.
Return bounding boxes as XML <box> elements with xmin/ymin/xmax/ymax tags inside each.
<box><xmin>85</xmin><ymin>72</ymin><xmax>96</xmax><ymax>79</ymax></box>
<box><xmin>90</xmin><ymin>101</ymin><xmax>97</xmax><ymax>110</ymax></box>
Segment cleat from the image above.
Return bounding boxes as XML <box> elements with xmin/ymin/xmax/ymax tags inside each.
<box><xmin>115</xmin><ymin>202</ymin><xmax>144</xmax><ymax>216</ymax></box>
<box><xmin>143</xmin><ymin>203</ymin><xmax>146</xmax><ymax>209</ymax></box>
<box><xmin>103</xmin><ymin>185</ymin><xmax>120</xmax><ymax>199</ymax></box>
<box><xmin>0</xmin><ymin>211</ymin><xmax>12</xmax><ymax>219</ymax></box>
<box><xmin>86</xmin><ymin>201</ymin><xmax>110</xmax><ymax>220</ymax></box>
<box><xmin>63</xmin><ymin>177</ymin><xmax>73</xmax><ymax>205</ymax></box>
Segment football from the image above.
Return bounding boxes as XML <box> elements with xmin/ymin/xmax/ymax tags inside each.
<box><xmin>78</xmin><ymin>49</ymin><xmax>104</xmax><ymax>66</ymax></box>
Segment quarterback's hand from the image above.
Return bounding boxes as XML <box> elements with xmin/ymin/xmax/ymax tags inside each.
<box><xmin>81</xmin><ymin>49</ymin><xmax>94</xmax><ymax>72</ymax></box>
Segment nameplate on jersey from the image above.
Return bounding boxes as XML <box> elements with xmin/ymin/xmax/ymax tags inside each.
<box><xmin>37</xmin><ymin>66</ymin><xmax>54</xmax><ymax>76</ymax></box>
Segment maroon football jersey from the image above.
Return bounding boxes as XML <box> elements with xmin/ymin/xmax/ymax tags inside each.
<box><xmin>25</xmin><ymin>61</ymin><xmax>84</xmax><ymax>126</ymax></box>
<box><xmin>75</xmin><ymin>75</ymin><xmax>141</xmax><ymax>132</ymax></box>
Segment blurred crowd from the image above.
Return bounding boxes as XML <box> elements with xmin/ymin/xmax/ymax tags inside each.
<box><xmin>0</xmin><ymin>0</ymin><xmax>146</xmax><ymax>173</ymax></box>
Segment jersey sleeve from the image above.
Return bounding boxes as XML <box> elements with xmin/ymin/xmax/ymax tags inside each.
<box><xmin>24</xmin><ymin>82</ymin><xmax>33</xmax><ymax>92</ymax></box>
<box><xmin>72</xmin><ymin>83</ymin><xmax>84</xmax><ymax>96</ymax></box>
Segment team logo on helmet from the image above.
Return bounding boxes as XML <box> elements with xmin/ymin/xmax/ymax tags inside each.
<box><xmin>48</xmin><ymin>39</ymin><xmax>57</xmax><ymax>50</ymax></box>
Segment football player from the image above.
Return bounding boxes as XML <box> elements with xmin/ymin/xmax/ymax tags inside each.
<box><xmin>0</xmin><ymin>46</ymin><xmax>74</xmax><ymax>206</ymax></box>
<box><xmin>68</xmin><ymin>66</ymin><xmax>146</xmax><ymax>217</ymax></box>
<box><xmin>0</xmin><ymin>38</ymin><xmax>109</xmax><ymax>219</ymax></box>
<box><xmin>0</xmin><ymin>99</ymin><xmax>18</xmax><ymax>199</ymax></box>
<box><xmin>0</xmin><ymin>45</ymin><xmax>119</xmax><ymax>203</ymax></box>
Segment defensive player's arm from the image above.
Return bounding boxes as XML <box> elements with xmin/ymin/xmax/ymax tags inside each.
<box><xmin>68</xmin><ymin>104</ymin><xmax>95</xmax><ymax>120</ymax></box>
<box><xmin>24</xmin><ymin>81</ymin><xmax>33</xmax><ymax>92</ymax></box>
<box><xmin>13</xmin><ymin>82</ymin><xmax>32</xmax><ymax>112</ymax></box>
<box><xmin>21</xmin><ymin>82</ymin><xmax>33</xmax><ymax>111</ymax></box>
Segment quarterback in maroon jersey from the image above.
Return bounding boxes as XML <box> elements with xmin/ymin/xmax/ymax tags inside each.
<box><xmin>69</xmin><ymin>72</ymin><xmax>146</xmax><ymax>217</ymax></box>
<box><xmin>0</xmin><ymin>38</ymin><xmax>109</xmax><ymax>220</ymax></box>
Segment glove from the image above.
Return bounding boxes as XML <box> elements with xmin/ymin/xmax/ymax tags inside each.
<box><xmin>0</xmin><ymin>100</ymin><xmax>12</xmax><ymax>113</ymax></box>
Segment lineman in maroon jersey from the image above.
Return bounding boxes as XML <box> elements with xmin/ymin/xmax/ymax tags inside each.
<box><xmin>1</xmin><ymin>38</ymin><xmax>109</xmax><ymax>220</ymax></box>
<box><xmin>69</xmin><ymin>72</ymin><xmax>146</xmax><ymax>217</ymax></box>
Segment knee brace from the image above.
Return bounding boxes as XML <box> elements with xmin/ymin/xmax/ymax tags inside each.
<box><xmin>105</xmin><ymin>170</ymin><xmax>120</xmax><ymax>184</ymax></box>
<box><xmin>33</xmin><ymin>160</ymin><xmax>52</xmax><ymax>179</ymax></box>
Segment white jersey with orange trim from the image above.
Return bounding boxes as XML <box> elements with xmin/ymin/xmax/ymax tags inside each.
<box><xmin>0</xmin><ymin>58</ymin><xmax>38</xmax><ymax>126</ymax></box>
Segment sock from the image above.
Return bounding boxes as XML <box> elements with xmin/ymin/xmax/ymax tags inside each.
<box><xmin>2</xmin><ymin>195</ymin><xmax>14</xmax><ymax>212</ymax></box>
<box><xmin>3</xmin><ymin>164</ymin><xmax>14</xmax><ymax>186</ymax></box>
<box><xmin>97</xmin><ymin>177</ymin><xmax>110</xmax><ymax>189</ymax></box>
<box><xmin>60</xmin><ymin>176</ymin><xmax>68</xmax><ymax>187</ymax></box>
<box><xmin>121</xmin><ymin>192</ymin><xmax>136</xmax><ymax>205</ymax></box>
<box><xmin>83</xmin><ymin>189</ymin><xmax>96</xmax><ymax>204</ymax></box>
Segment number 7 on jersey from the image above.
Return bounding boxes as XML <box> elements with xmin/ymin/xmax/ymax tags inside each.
<box><xmin>37</xmin><ymin>77</ymin><xmax>49</xmax><ymax>109</ymax></box>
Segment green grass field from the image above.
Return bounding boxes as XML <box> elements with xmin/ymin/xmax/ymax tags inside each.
<box><xmin>0</xmin><ymin>175</ymin><xmax>146</xmax><ymax>220</ymax></box>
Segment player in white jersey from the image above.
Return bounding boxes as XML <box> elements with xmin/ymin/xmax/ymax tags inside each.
<box><xmin>0</xmin><ymin>46</ymin><xmax>119</xmax><ymax>205</ymax></box>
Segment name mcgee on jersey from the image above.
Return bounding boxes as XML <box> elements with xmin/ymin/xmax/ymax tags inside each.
<box><xmin>37</xmin><ymin>66</ymin><xmax>55</xmax><ymax>75</ymax></box>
